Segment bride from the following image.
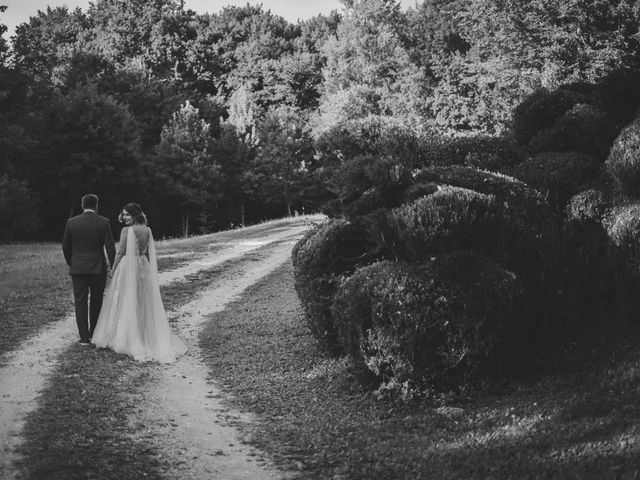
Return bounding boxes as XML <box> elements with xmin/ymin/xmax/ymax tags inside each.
<box><xmin>92</xmin><ymin>203</ymin><xmax>186</xmax><ymax>363</ymax></box>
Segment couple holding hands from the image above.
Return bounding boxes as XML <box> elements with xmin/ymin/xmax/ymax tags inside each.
<box><xmin>62</xmin><ymin>194</ymin><xmax>186</xmax><ymax>363</ymax></box>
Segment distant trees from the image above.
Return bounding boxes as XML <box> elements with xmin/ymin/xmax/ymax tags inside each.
<box><xmin>2</xmin><ymin>0</ymin><xmax>640</xmax><ymax>239</ymax></box>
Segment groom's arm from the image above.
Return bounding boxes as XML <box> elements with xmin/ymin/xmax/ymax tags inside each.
<box><xmin>62</xmin><ymin>221</ymin><xmax>72</xmax><ymax>266</ymax></box>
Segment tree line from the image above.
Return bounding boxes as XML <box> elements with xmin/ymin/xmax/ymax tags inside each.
<box><xmin>0</xmin><ymin>0</ymin><xmax>638</xmax><ymax>240</ymax></box>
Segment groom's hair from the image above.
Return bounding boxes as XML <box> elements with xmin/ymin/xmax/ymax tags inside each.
<box><xmin>81</xmin><ymin>194</ymin><xmax>99</xmax><ymax>210</ymax></box>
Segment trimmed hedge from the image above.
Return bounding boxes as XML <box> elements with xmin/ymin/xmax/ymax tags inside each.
<box><xmin>567</xmin><ymin>189</ymin><xmax>610</xmax><ymax>223</ymax></box>
<box><xmin>331</xmin><ymin>254</ymin><xmax>524</xmax><ymax>394</ymax></box>
<box><xmin>419</xmin><ymin>135</ymin><xmax>521</xmax><ymax>171</ymax></box>
<box><xmin>603</xmin><ymin>203</ymin><xmax>640</xmax><ymax>321</ymax></box>
<box><xmin>605</xmin><ymin>116</ymin><xmax>640</xmax><ymax>199</ymax></box>
<box><xmin>526</xmin><ymin>104</ymin><xmax>617</xmax><ymax>158</ymax></box>
<box><xmin>512</xmin><ymin>87</ymin><xmax>598</xmax><ymax>146</ymax></box>
<box><xmin>388</xmin><ymin>186</ymin><xmax>500</xmax><ymax>259</ymax></box>
<box><xmin>291</xmin><ymin>218</ymin><xmax>378</xmax><ymax>352</ymax></box>
<box><xmin>412</xmin><ymin>165</ymin><xmax>547</xmax><ymax>210</ymax></box>
<box><xmin>404</xmin><ymin>167</ymin><xmax>561</xmax><ymax>291</ymax></box>
<box><xmin>510</xmin><ymin>152</ymin><xmax>601</xmax><ymax>211</ymax></box>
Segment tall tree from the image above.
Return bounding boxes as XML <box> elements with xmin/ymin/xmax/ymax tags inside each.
<box><xmin>156</xmin><ymin>101</ymin><xmax>220</xmax><ymax>236</ymax></box>
<box><xmin>251</xmin><ymin>106</ymin><xmax>316</xmax><ymax>216</ymax></box>
<box><xmin>313</xmin><ymin>0</ymin><xmax>428</xmax><ymax>138</ymax></box>
<box><xmin>12</xmin><ymin>6</ymin><xmax>89</xmax><ymax>83</ymax></box>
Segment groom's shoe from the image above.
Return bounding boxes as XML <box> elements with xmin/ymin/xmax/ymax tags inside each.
<box><xmin>79</xmin><ymin>338</ymin><xmax>91</xmax><ymax>346</ymax></box>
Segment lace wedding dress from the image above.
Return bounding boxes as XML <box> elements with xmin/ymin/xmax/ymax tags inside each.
<box><xmin>92</xmin><ymin>225</ymin><xmax>186</xmax><ymax>363</ymax></box>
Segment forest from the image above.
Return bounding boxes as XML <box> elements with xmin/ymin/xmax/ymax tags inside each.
<box><xmin>1</xmin><ymin>0</ymin><xmax>638</xmax><ymax>241</ymax></box>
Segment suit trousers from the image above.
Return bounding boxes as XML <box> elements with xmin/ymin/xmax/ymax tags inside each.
<box><xmin>71</xmin><ymin>274</ymin><xmax>107</xmax><ymax>341</ymax></box>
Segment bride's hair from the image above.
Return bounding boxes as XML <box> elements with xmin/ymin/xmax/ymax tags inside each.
<box><xmin>119</xmin><ymin>202</ymin><xmax>147</xmax><ymax>225</ymax></box>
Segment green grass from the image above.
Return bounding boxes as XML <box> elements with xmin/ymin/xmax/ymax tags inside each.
<box><xmin>199</xmin><ymin>261</ymin><xmax>640</xmax><ymax>479</ymax></box>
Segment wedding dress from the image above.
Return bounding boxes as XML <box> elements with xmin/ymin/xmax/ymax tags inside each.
<box><xmin>92</xmin><ymin>225</ymin><xmax>186</xmax><ymax>363</ymax></box>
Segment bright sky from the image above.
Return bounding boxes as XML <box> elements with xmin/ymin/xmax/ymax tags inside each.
<box><xmin>1</xmin><ymin>0</ymin><xmax>418</xmax><ymax>37</ymax></box>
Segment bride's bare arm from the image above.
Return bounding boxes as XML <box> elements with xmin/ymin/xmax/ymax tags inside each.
<box><xmin>112</xmin><ymin>227</ymin><xmax>128</xmax><ymax>271</ymax></box>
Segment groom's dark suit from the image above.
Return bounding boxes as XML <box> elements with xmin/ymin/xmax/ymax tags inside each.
<box><xmin>62</xmin><ymin>210</ymin><xmax>116</xmax><ymax>342</ymax></box>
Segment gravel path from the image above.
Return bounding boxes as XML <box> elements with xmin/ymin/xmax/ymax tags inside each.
<box><xmin>0</xmin><ymin>220</ymin><xmax>312</xmax><ymax>480</ymax></box>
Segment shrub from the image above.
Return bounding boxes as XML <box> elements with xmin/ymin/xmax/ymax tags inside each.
<box><xmin>510</xmin><ymin>152</ymin><xmax>601</xmax><ymax>211</ymax></box>
<box><xmin>567</xmin><ymin>189</ymin><xmax>610</xmax><ymax>223</ymax></box>
<box><xmin>597</xmin><ymin>68</ymin><xmax>640</xmax><ymax>127</ymax></box>
<box><xmin>605</xmin><ymin>116</ymin><xmax>640</xmax><ymax>198</ymax></box>
<box><xmin>331</xmin><ymin>254</ymin><xmax>524</xmax><ymax>394</ymax></box>
<box><xmin>388</xmin><ymin>186</ymin><xmax>500</xmax><ymax>259</ymax></box>
<box><xmin>526</xmin><ymin>104</ymin><xmax>618</xmax><ymax>159</ymax></box>
<box><xmin>322</xmin><ymin>153</ymin><xmax>414</xmax><ymax>218</ymax></box>
<box><xmin>418</xmin><ymin>135</ymin><xmax>521</xmax><ymax>171</ymax></box>
<box><xmin>512</xmin><ymin>87</ymin><xmax>599</xmax><ymax>146</ymax></box>
<box><xmin>603</xmin><ymin>203</ymin><xmax>640</xmax><ymax>321</ymax></box>
<box><xmin>291</xmin><ymin>218</ymin><xmax>378</xmax><ymax>352</ymax></box>
<box><xmin>559</xmin><ymin>219</ymin><xmax>617</xmax><ymax>329</ymax></box>
<box><xmin>412</xmin><ymin>166</ymin><xmax>546</xmax><ymax>210</ymax></box>
<box><xmin>409</xmin><ymin>167</ymin><xmax>560</xmax><ymax>273</ymax></box>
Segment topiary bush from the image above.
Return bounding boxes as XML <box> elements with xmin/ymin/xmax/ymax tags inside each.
<box><xmin>388</xmin><ymin>186</ymin><xmax>501</xmax><ymax>259</ymax></box>
<box><xmin>418</xmin><ymin>135</ymin><xmax>521</xmax><ymax>171</ymax></box>
<box><xmin>559</xmin><ymin>218</ymin><xmax>618</xmax><ymax>330</ymax></box>
<box><xmin>291</xmin><ymin>218</ymin><xmax>378</xmax><ymax>353</ymax></box>
<box><xmin>331</xmin><ymin>253</ymin><xmax>524</xmax><ymax>394</ymax></box>
<box><xmin>597</xmin><ymin>68</ymin><xmax>640</xmax><ymax>127</ymax></box>
<box><xmin>411</xmin><ymin>166</ymin><xmax>547</xmax><ymax>211</ymax></box>
<box><xmin>404</xmin><ymin>167</ymin><xmax>561</xmax><ymax>291</ymax></box>
<box><xmin>510</xmin><ymin>152</ymin><xmax>601</xmax><ymax>211</ymax></box>
<box><xmin>567</xmin><ymin>189</ymin><xmax>610</xmax><ymax>223</ymax></box>
<box><xmin>512</xmin><ymin>87</ymin><xmax>598</xmax><ymax>146</ymax></box>
<box><xmin>605</xmin><ymin>116</ymin><xmax>640</xmax><ymax>199</ymax></box>
<box><xmin>525</xmin><ymin>104</ymin><xmax>618</xmax><ymax>159</ymax></box>
<box><xmin>603</xmin><ymin>203</ymin><xmax>640</xmax><ymax>322</ymax></box>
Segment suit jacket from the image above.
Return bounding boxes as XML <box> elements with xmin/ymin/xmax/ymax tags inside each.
<box><xmin>62</xmin><ymin>211</ymin><xmax>116</xmax><ymax>275</ymax></box>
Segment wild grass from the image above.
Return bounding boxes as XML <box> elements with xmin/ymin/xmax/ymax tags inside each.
<box><xmin>0</xmin><ymin>243</ymin><xmax>71</xmax><ymax>358</ymax></box>
<box><xmin>200</xmin><ymin>261</ymin><xmax>640</xmax><ymax>479</ymax></box>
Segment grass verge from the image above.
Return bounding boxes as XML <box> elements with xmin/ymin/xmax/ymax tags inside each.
<box><xmin>14</xmin><ymin>346</ymin><xmax>168</xmax><ymax>480</ymax></box>
<box><xmin>199</xmin><ymin>260</ymin><xmax>640</xmax><ymax>479</ymax></box>
<box><xmin>0</xmin><ymin>243</ymin><xmax>71</xmax><ymax>359</ymax></box>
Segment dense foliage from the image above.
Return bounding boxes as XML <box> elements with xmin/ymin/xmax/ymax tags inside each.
<box><xmin>2</xmin><ymin>0</ymin><xmax>639</xmax><ymax>239</ymax></box>
<box><xmin>4</xmin><ymin>0</ymin><xmax>640</xmax><ymax>396</ymax></box>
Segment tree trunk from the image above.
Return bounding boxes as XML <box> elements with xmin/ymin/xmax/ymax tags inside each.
<box><xmin>286</xmin><ymin>201</ymin><xmax>292</xmax><ymax>217</ymax></box>
<box><xmin>182</xmin><ymin>210</ymin><xmax>190</xmax><ymax>237</ymax></box>
<box><xmin>240</xmin><ymin>204</ymin><xmax>245</xmax><ymax>227</ymax></box>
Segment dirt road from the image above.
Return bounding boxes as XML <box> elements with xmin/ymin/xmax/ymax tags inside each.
<box><xmin>0</xmin><ymin>217</ymin><xmax>318</xmax><ymax>480</ymax></box>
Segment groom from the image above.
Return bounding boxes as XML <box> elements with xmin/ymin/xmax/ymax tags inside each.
<box><xmin>62</xmin><ymin>194</ymin><xmax>116</xmax><ymax>345</ymax></box>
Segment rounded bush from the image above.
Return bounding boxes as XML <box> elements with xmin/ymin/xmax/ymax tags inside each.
<box><xmin>597</xmin><ymin>68</ymin><xmax>640</xmax><ymax>126</ymax></box>
<box><xmin>412</xmin><ymin>166</ymin><xmax>547</xmax><ymax>211</ymax></box>
<box><xmin>512</xmin><ymin>87</ymin><xmax>598</xmax><ymax>145</ymax></box>
<box><xmin>605</xmin><ymin>203</ymin><xmax>640</xmax><ymax>275</ymax></box>
<box><xmin>510</xmin><ymin>151</ymin><xmax>601</xmax><ymax>210</ymax></box>
<box><xmin>605</xmin><ymin>116</ymin><xmax>640</xmax><ymax>199</ymax></box>
<box><xmin>292</xmin><ymin>218</ymin><xmax>377</xmax><ymax>352</ymax></box>
<box><xmin>603</xmin><ymin>203</ymin><xmax>640</xmax><ymax>321</ymax></box>
<box><xmin>419</xmin><ymin>135</ymin><xmax>521</xmax><ymax>171</ymax></box>
<box><xmin>406</xmin><ymin>167</ymin><xmax>561</xmax><ymax>289</ymax></box>
<box><xmin>560</xmin><ymin>219</ymin><xmax>617</xmax><ymax>328</ymax></box>
<box><xmin>567</xmin><ymin>189</ymin><xmax>610</xmax><ymax>223</ymax></box>
<box><xmin>526</xmin><ymin>104</ymin><xmax>618</xmax><ymax>158</ymax></box>
<box><xmin>389</xmin><ymin>185</ymin><xmax>500</xmax><ymax>259</ymax></box>
<box><xmin>331</xmin><ymin>254</ymin><xmax>524</xmax><ymax>393</ymax></box>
